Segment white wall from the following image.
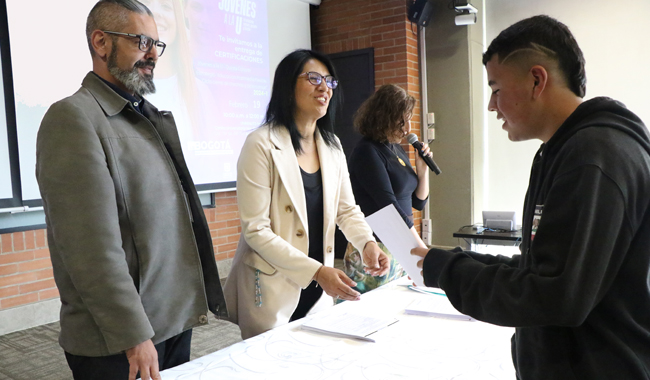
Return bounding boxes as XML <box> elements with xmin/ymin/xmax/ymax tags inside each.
<box><xmin>483</xmin><ymin>0</ymin><xmax>650</xmax><ymax>224</ymax></box>
<box><xmin>0</xmin><ymin>47</ymin><xmax>10</xmax><ymax>200</ymax></box>
<box><xmin>268</xmin><ymin>0</ymin><xmax>311</xmax><ymax>77</ymax></box>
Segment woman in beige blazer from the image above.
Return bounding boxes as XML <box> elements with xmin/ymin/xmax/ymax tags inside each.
<box><xmin>224</xmin><ymin>50</ymin><xmax>389</xmax><ymax>339</ymax></box>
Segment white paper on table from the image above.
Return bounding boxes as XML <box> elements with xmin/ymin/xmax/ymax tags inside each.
<box><xmin>301</xmin><ymin>312</ymin><xmax>398</xmax><ymax>342</ymax></box>
<box><xmin>365</xmin><ymin>204</ymin><xmax>425</xmax><ymax>286</ymax></box>
<box><xmin>405</xmin><ymin>296</ymin><xmax>474</xmax><ymax>321</ymax></box>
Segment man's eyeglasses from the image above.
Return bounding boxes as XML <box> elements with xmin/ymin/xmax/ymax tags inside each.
<box><xmin>299</xmin><ymin>72</ymin><xmax>338</xmax><ymax>89</ymax></box>
<box><xmin>103</xmin><ymin>31</ymin><xmax>166</xmax><ymax>57</ymax></box>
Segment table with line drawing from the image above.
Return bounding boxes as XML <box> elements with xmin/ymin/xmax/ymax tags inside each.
<box><xmin>160</xmin><ymin>277</ymin><xmax>516</xmax><ymax>379</ymax></box>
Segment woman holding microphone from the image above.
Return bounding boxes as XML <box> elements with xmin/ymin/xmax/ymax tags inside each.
<box><xmin>345</xmin><ymin>84</ymin><xmax>431</xmax><ymax>293</ymax></box>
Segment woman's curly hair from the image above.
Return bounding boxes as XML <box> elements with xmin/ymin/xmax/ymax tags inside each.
<box><xmin>354</xmin><ymin>84</ymin><xmax>416</xmax><ymax>143</ymax></box>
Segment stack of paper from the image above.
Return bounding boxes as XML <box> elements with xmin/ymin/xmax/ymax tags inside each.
<box><xmin>405</xmin><ymin>296</ymin><xmax>474</xmax><ymax>321</ymax></box>
<box><xmin>301</xmin><ymin>313</ymin><xmax>399</xmax><ymax>342</ymax></box>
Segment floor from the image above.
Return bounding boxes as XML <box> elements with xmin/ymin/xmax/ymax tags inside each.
<box><xmin>0</xmin><ymin>319</ymin><xmax>242</xmax><ymax>380</ymax></box>
<box><xmin>0</xmin><ymin>260</ymin><xmax>347</xmax><ymax>379</ymax></box>
<box><xmin>0</xmin><ymin>276</ymin><xmax>244</xmax><ymax>380</ymax></box>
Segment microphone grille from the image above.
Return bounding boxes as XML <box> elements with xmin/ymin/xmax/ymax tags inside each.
<box><xmin>406</xmin><ymin>133</ymin><xmax>418</xmax><ymax>144</ymax></box>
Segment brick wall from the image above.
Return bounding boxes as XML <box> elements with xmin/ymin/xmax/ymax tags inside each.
<box><xmin>1</xmin><ymin>0</ymin><xmax>422</xmax><ymax>314</ymax></box>
<box><xmin>0</xmin><ymin>230</ymin><xmax>54</xmax><ymax>310</ymax></box>
<box><xmin>207</xmin><ymin>191</ymin><xmax>242</xmax><ymax>262</ymax></box>
<box><xmin>311</xmin><ymin>0</ymin><xmax>424</xmax><ymax>229</ymax></box>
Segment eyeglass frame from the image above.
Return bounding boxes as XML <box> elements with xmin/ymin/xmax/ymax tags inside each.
<box><xmin>299</xmin><ymin>71</ymin><xmax>338</xmax><ymax>89</ymax></box>
<box><xmin>102</xmin><ymin>31</ymin><xmax>167</xmax><ymax>57</ymax></box>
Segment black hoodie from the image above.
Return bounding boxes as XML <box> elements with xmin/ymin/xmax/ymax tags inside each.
<box><xmin>423</xmin><ymin>97</ymin><xmax>650</xmax><ymax>379</ymax></box>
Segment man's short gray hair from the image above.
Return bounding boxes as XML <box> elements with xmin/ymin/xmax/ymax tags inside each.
<box><xmin>86</xmin><ymin>0</ymin><xmax>153</xmax><ymax>57</ymax></box>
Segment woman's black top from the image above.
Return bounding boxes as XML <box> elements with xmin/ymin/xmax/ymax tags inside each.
<box><xmin>349</xmin><ymin>137</ymin><xmax>427</xmax><ymax>228</ymax></box>
<box><xmin>290</xmin><ymin>168</ymin><xmax>324</xmax><ymax>321</ymax></box>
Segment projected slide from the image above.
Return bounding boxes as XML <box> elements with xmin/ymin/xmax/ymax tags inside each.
<box><xmin>144</xmin><ymin>0</ymin><xmax>270</xmax><ymax>185</ymax></box>
<box><xmin>0</xmin><ymin>44</ymin><xmax>10</xmax><ymax>200</ymax></box>
<box><xmin>7</xmin><ymin>0</ymin><xmax>271</xmax><ymax>200</ymax></box>
<box><xmin>6</xmin><ymin>1</ymin><xmax>95</xmax><ymax>201</ymax></box>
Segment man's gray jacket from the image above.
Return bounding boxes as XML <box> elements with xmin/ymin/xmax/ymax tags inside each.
<box><xmin>36</xmin><ymin>72</ymin><xmax>227</xmax><ymax>357</ymax></box>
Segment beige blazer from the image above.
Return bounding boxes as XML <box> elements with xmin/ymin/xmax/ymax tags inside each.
<box><xmin>224</xmin><ymin>124</ymin><xmax>375</xmax><ymax>339</ymax></box>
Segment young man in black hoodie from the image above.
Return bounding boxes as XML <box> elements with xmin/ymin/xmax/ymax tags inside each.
<box><xmin>412</xmin><ymin>15</ymin><xmax>650</xmax><ymax>380</ymax></box>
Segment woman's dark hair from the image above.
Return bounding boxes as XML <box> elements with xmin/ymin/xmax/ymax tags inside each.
<box><xmin>354</xmin><ymin>84</ymin><xmax>415</xmax><ymax>143</ymax></box>
<box><xmin>263</xmin><ymin>49</ymin><xmax>341</xmax><ymax>152</ymax></box>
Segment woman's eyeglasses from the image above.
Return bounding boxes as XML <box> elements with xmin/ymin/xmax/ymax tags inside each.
<box><xmin>299</xmin><ymin>72</ymin><xmax>338</xmax><ymax>89</ymax></box>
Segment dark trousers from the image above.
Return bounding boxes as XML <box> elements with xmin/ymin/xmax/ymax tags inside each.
<box><xmin>65</xmin><ymin>329</ymin><xmax>192</xmax><ymax>380</ymax></box>
<box><xmin>290</xmin><ymin>281</ymin><xmax>323</xmax><ymax>322</ymax></box>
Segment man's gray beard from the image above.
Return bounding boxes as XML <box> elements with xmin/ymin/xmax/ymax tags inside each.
<box><xmin>107</xmin><ymin>47</ymin><xmax>156</xmax><ymax>95</ymax></box>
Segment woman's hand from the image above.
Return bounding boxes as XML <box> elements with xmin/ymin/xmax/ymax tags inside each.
<box><xmin>412</xmin><ymin>143</ymin><xmax>431</xmax><ymax>201</ymax></box>
<box><xmin>315</xmin><ymin>266</ymin><xmax>361</xmax><ymax>301</ymax></box>
<box><xmin>362</xmin><ymin>241</ymin><xmax>390</xmax><ymax>277</ymax></box>
<box><xmin>413</xmin><ymin>142</ymin><xmax>432</xmax><ymax>177</ymax></box>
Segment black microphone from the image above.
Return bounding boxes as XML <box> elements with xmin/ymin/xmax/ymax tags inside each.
<box><xmin>407</xmin><ymin>133</ymin><xmax>441</xmax><ymax>175</ymax></box>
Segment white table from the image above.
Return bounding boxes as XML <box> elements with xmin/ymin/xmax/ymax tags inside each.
<box><xmin>161</xmin><ymin>278</ymin><xmax>516</xmax><ymax>379</ymax></box>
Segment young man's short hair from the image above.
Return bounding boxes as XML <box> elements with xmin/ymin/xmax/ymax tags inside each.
<box><xmin>483</xmin><ymin>15</ymin><xmax>586</xmax><ymax>98</ymax></box>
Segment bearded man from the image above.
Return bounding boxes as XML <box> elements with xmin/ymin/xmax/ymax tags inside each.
<box><xmin>35</xmin><ymin>1</ymin><xmax>227</xmax><ymax>379</ymax></box>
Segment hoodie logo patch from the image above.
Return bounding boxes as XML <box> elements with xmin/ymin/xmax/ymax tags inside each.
<box><xmin>531</xmin><ymin>205</ymin><xmax>543</xmax><ymax>240</ymax></box>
